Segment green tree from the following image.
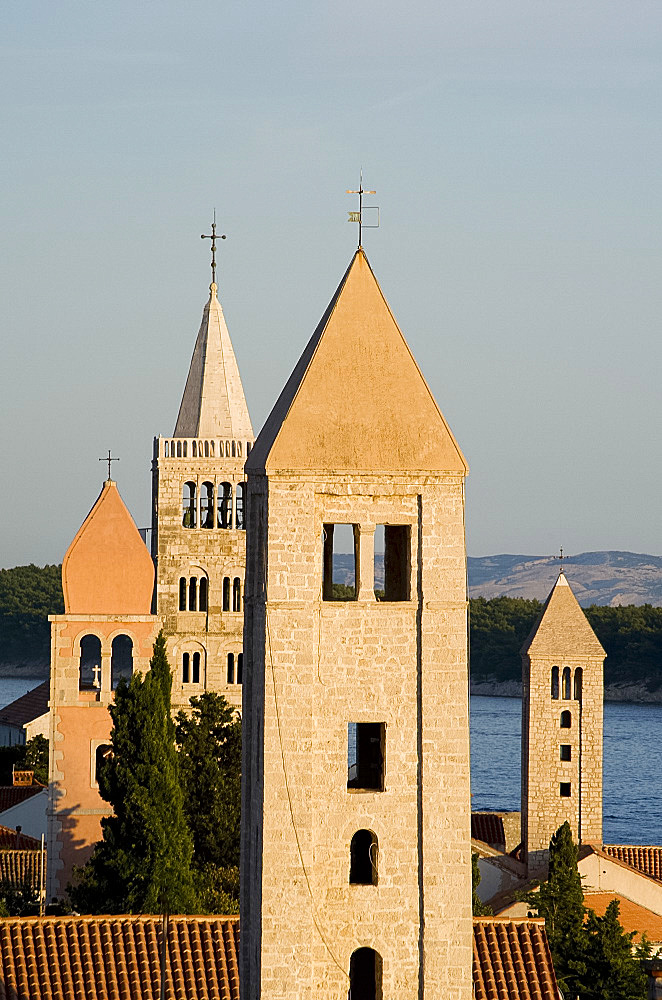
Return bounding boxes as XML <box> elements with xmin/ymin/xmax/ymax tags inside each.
<box><xmin>176</xmin><ymin>692</ymin><xmax>241</xmax><ymax>869</ymax></box>
<box><xmin>69</xmin><ymin>632</ymin><xmax>198</xmax><ymax>914</ymax></box>
<box><xmin>522</xmin><ymin>822</ymin><xmax>587</xmax><ymax>996</ymax></box>
<box><xmin>0</xmin><ymin>734</ymin><xmax>49</xmax><ymax>786</ymax></box>
<box><xmin>471</xmin><ymin>852</ymin><xmax>492</xmax><ymax>916</ymax></box>
<box><xmin>523</xmin><ymin>823</ymin><xmax>647</xmax><ymax>1000</ymax></box>
<box><xmin>0</xmin><ymin>564</ymin><xmax>63</xmax><ymax>666</ymax></box>
<box><xmin>583</xmin><ymin>900</ymin><xmax>647</xmax><ymax>1000</ymax></box>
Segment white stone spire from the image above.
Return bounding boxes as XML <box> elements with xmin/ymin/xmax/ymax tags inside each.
<box><xmin>174</xmin><ymin>282</ymin><xmax>253</xmax><ymax>439</ymax></box>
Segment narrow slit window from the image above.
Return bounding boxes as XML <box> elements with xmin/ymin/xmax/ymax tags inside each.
<box><xmin>237</xmin><ymin>653</ymin><xmax>243</xmax><ymax>684</ymax></box>
<box><xmin>574</xmin><ymin>667</ymin><xmax>583</xmax><ymax>701</ymax></box>
<box><xmin>349</xmin><ymin>830</ymin><xmax>378</xmax><ymax>885</ymax></box>
<box><xmin>111</xmin><ymin>635</ymin><xmax>133</xmax><ymax>689</ymax></box>
<box><xmin>375</xmin><ymin>525</ymin><xmax>410</xmax><ymax>601</ymax></box>
<box><xmin>233</xmin><ymin>578</ymin><xmax>241</xmax><ymax>612</ymax></box>
<box><xmin>182</xmin><ymin>482</ymin><xmax>196</xmax><ymax>528</ymax></box>
<box><xmin>323</xmin><ymin>524</ymin><xmax>357</xmax><ymax>601</ymax></box>
<box><xmin>560</xmin><ymin>782</ymin><xmax>571</xmax><ymax>797</ymax></box>
<box><xmin>349</xmin><ymin>948</ymin><xmax>382</xmax><ymax>1000</ymax></box>
<box><xmin>222</xmin><ymin>577</ymin><xmax>230</xmax><ymax>612</ymax></box>
<box><xmin>347</xmin><ymin>722</ymin><xmax>385</xmax><ymax>791</ymax></box>
<box><xmin>94</xmin><ymin>744</ymin><xmax>112</xmax><ymax>787</ymax></box>
<box><xmin>560</xmin><ymin>710</ymin><xmax>571</xmax><ymax>728</ymax></box>
<box><xmin>199</xmin><ymin>577</ymin><xmax>208</xmax><ymax>612</ymax></box>
<box><xmin>227</xmin><ymin>653</ymin><xmax>235</xmax><ymax>684</ymax></box>
<box><xmin>218</xmin><ymin>482</ymin><xmax>233</xmax><ymax>529</ymax></box>
<box><xmin>192</xmin><ymin>651</ymin><xmax>200</xmax><ymax>684</ymax></box>
<box><xmin>79</xmin><ymin>634</ymin><xmax>101</xmax><ymax>690</ymax></box>
<box><xmin>201</xmin><ymin>482</ymin><xmax>214</xmax><ymax>529</ymax></box>
<box><xmin>182</xmin><ymin>652</ymin><xmax>190</xmax><ymax>684</ymax></box>
<box><xmin>562</xmin><ymin>667</ymin><xmax>571</xmax><ymax>700</ymax></box>
<box><xmin>551</xmin><ymin>666</ymin><xmax>559</xmax><ymax>700</ymax></box>
<box><xmin>189</xmin><ymin>577</ymin><xmax>197</xmax><ymax>611</ymax></box>
<box><xmin>179</xmin><ymin>577</ymin><xmax>187</xmax><ymax>611</ymax></box>
<box><xmin>560</xmin><ymin>744</ymin><xmax>571</xmax><ymax>761</ymax></box>
<box><xmin>236</xmin><ymin>483</ymin><xmax>246</xmax><ymax>530</ymax></box>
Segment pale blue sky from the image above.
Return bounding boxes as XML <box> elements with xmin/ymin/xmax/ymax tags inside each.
<box><xmin>2</xmin><ymin>1</ymin><xmax>661</xmax><ymax>567</ymax></box>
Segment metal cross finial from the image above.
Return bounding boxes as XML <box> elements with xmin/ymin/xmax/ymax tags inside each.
<box><xmin>201</xmin><ymin>210</ymin><xmax>226</xmax><ymax>286</ymax></box>
<box><xmin>554</xmin><ymin>547</ymin><xmax>566</xmax><ymax>573</ymax></box>
<box><xmin>346</xmin><ymin>170</ymin><xmax>377</xmax><ymax>248</ymax></box>
<box><xmin>99</xmin><ymin>450</ymin><xmax>119</xmax><ymax>481</ymax></box>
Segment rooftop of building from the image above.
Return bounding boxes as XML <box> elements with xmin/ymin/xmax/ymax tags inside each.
<box><xmin>473</xmin><ymin>917</ymin><xmax>559</xmax><ymax>1000</ymax></box>
<box><xmin>583</xmin><ymin>891</ymin><xmax>662</xmax><ymax>944</ymax></box>
<box><xmin>521</xmin><ymin>570</ymin><xmax>605</xmax><ymax>659</ymax></box>
<box><xmin>0</xmin><ymin>913</ymin><xmax>558</xmax><ymax>1000</ymax></box>
<box><xmin>174</xmin><ymin>281</ymin><xmax>253</xmax><ymax>441</ymax></box>
<box><xmin>0</xmin><ymin>824</ymin><xmax>41</xmax><ymax>851</ymax></box>
<box><xmin>246</xmin><ymin>248</ymin><xmax>467</xmax><ymax>476</ymax></box>
<box><xmin>602</xmin><ymin>844</ymin><xmax>662</xmax><ymax>882</ymax></box>
<box><xmin>0</xmin><ymin>786</ymin><xmax>44</xmax><ymax>814</ymax></box>
<box><xmin>0</xmin><ymin>682</ymin><xmax>49</xmax><ymax>730</ymax></box>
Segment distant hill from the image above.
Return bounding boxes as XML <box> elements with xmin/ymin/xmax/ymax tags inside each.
<box><xmin>335</xmin><ymin>550</ymin><xmax>662</xmax><ymax>607</ymax></box>
<box><xmin>467</xmin><ymin>551</ymin><xmax>662</xmax><ymax>607</ymax></box>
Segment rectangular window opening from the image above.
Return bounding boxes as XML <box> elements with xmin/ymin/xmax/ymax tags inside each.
<box><xmin>323</xmin><ymin>524</ymin><xmax>357</xmax><ymax>601</ymax></box>
<box><xmin>560</xmin><ymin>782</ymin><xmax>571</xmax><ymax>797</ymax></box>
<box><xmin>560</xmin><ymin>744</ymin><xmax>571</xmax><ymax>761</ymax></box>
<box><xmin>347</xmin><ymin>722</ymin><xmax>385</xmax><ymax>791</ymax></box>
<box><xmin>375</xmin><ymin>525</ymin><xmax>410</xmax><ymax>601</ymax></box>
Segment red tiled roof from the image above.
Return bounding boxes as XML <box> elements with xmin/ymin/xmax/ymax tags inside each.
<box><xmin>472</xmin><ymin>813</ymin><xmax>506</xmax><ymax>849</ymax></box>
<box><xmin>0</xmin><ymin>850</ymin><xmax>43</xmax><ymax>891</ymax></box>
<box><xmin>603</xmin><ymin>845</ymin><xmax>662</xmax><ymax>882</ymax></box>
<box><xmin>0</xmin><ymin>786</ymin><xmax>44</xmax><ymax>814</ymax></box>
<box><xmin>0</xmin><ymin>915</ymin><xmax>239</xmax><ymax>999</ymax></box>
<box><xmin>473</xmin><ymin>918</ymin><xmax>560</xmax><ymax>1000</ymax></box>
<box><xmin>0</xmin><ymin>824</ymin><xmax>41</xmax><ymax>851</ymax></box>
<box><xmin>584</xmin><ymin>892</ymin><xmax>662</xmax><ymax>943</ymax></box>
<box><xmin>0</xmin><ymin>682</ymin><xmax>49</xmax><ymax>729</ymax></box>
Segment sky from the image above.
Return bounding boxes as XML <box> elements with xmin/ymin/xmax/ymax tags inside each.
<box><xmin>2</xmin><ymin>1</ymin><xmax>662</xmax><ymax>568</ymax></box>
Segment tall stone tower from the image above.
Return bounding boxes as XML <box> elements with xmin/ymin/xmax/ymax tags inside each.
<box><xmin>151</xmin><ymin>271</ymin><xmax>254</xmax><ymax>712</ymax></box>
<box><xmin>48</xmin><ymin>477</ymin><xmax>159</xmax><ymax>899</ymax></box>
<box><xmin>521</xmin><ymin>570</ymin><xmax>605</xmax><ymax>873</ymax></box>
<box><xmin>240</xmin><ymin>249</ymin><xmax>473</xmax><ymax>999</ymax></box>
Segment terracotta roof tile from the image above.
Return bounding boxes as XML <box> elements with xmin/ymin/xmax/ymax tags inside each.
<box><xmin>0</xmin><ymin>683</ymin><xmax>49</xmax><ymax>730</ymax></box>
<box><xmin>0</xmin><ymin>825</ymin><xmax>40</xmax><ymax>851</ymax></box>
<box><xmin>0</xmin><ymin>787</ymin><xmax>43</xmax><ymax>814</ymax></box>
<box><xmin>473</xmin><ymin>917</ymin><xmax>560</xmax><ymax>1000</ymax></box>
<box><xmin>472</xmin><ymin>813</ymin><xmax>506</xmax><ymax>849</ymax></box>
<box><xmin>0</xmin><ymin>850</ymin><xmax>43</xmax><ymax>890</ymax></box>
<box><xmin>603</xmin><ymin>845</ymin><xmax>662</xmax><ymax>881</ymax></box>
<box><xmin>0</xmin><ymin>915</ymin><xmax>239</xmax><ymax>1000</ymax></box>
<box><xmin>584</xmin><ymin>891</ymin><xmax>662</xmax><ymax>943</ymax></box>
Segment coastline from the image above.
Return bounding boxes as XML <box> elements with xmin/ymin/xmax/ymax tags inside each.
<box><xmin>470</xmin><ymin>678</ymin><xmax>662</xmax><ymax>704</ymax></box>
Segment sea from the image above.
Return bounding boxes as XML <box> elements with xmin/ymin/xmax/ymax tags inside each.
<box><xmin>1</xmin><ymin>680</ymin><xmax>658</xmax><ymax>845</ymax></box>
<box><xmin>470</xmin><ymin>695</ymin><xmax>662</xmax><ymax>846</ymax></box>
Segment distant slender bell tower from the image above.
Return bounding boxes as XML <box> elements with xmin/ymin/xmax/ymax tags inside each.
<box><xmin>241</xmin><ymin>247</ymin><xmax>473</xmax><ymax>999</ymax></box>
<box><xmin>521</xmin><ymin>569</ymin><xmax>605</xmax><ymax>873</ymax></box>
<box><xmin>151</xmin><ymin>221</ymin><xmax>254</xmax><ymax>711</ymax></box>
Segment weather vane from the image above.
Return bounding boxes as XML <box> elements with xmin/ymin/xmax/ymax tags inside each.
<box><xmin>99</xmin><ymin>450</ymin><xmax>119</xmax><ymax>482</ymax></box>
<box><xmin>201</xmin><ymin>209</ymin><xmax>226</xmax><ymax>286</ymax></box>
<box><xmin>346</xmin><ymin>170</ymin><xmax>379</xmax><ymax>248</ymax></box>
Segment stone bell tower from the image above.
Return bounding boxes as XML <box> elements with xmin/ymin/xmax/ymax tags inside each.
<box><xmin>151</xmin><ymin>233</ymin><xmax>254</xmax><ymax>712</ymax></box>
<box><xmin>521</xmin><ymin>570</ymin><xmax>605</xmax><ymax>873</ymax></box>
<box><xmin>241</xmin><ymin>249</ymin><xmax>473</xmax><ymax>999</ymax></box>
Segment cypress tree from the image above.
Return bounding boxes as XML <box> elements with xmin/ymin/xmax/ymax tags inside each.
<box><xmin>583</xmin><ymin>901</ymin><xmax>648</xmax><ymax>1000</ymax></box>
<box><xmin>69</xmin><ymin>632</ymin><xmax>198</xmax><ymax>914</ymax></box>
<box><xmin>522</xmin><ymin>821</ymin><xmax>587</xmax><ymax>995</ymax></box>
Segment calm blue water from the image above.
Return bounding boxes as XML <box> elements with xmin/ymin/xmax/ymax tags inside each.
<box><xmin>0</xmin><ymin>678</ymin><xmax>43</xmax><ymax>711</ymax></box>
<box><xmin>470</xmin><ymin>695</ymin><xmax>662</xmax><ymax>845</ymax></box>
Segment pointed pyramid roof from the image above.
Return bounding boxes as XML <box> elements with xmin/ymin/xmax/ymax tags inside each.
<box><xmin>62</xmin><ymin>481</ymin><xmax>154</xmax><ymax>615</ymax></box>
<box><xmin>246</xmin><ymin>250</ymin><xmax>467</xmax><ymax>475</ymax></box>
<box><xmin>174</xmin><ymin>282</ymin><xmax>253</xmax><ymax>439</ymax></box>
<box><xmin>521</xmin><ymin>572</ymin><xmax>605</xmax><ymax>659</ymax></box>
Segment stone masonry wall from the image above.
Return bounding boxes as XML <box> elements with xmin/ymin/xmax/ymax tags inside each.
<box><xmin>241</xmin><ymin>473</ymin><xmax>473</xmax><ymax>1000</ymax></box>
<box><xmin>151</xmin><ymin>437</ymin><xmax>252</xmax><ymax>713</ymax></box>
